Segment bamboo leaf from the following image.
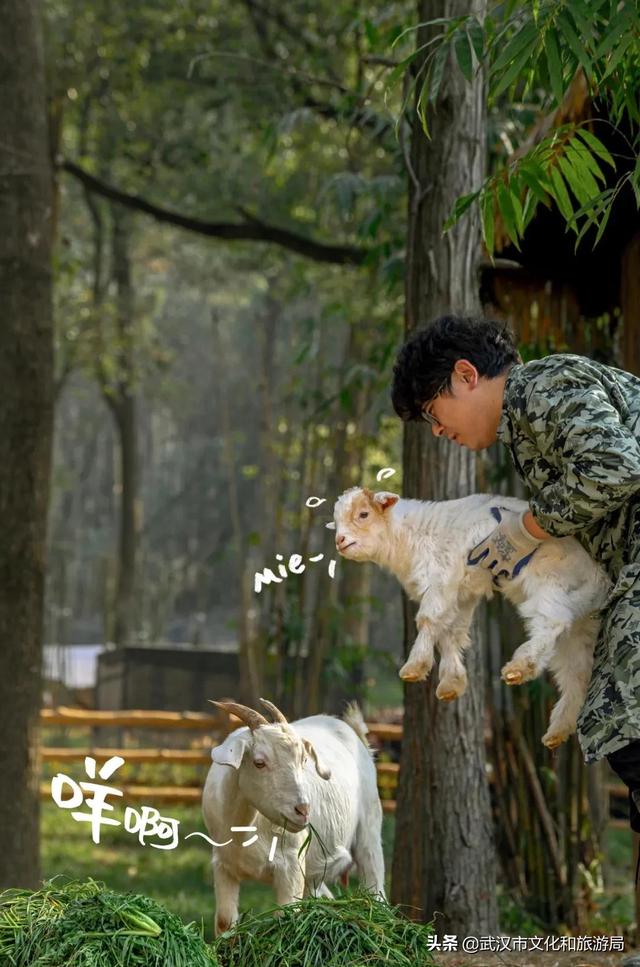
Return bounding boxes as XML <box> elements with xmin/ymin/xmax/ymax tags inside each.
<box><xmin>454</xmin><ymin>28</ymin><xmax>473</xmax><ymax>81</ymax></box>
<box><xmin>548</xmin><ymin>166</ymin><xmax>575</xmax><ymax>222</ymax></box>
<box><xmin>519</xmin><ymin>163</ymin><xmax>553</xmax><ymax>206</ymax></box>
<box><xmin>557</xmin><ymin>155</ymin><xmax>591</xmax><ymax>207</ymax></box>
<box><xmin>564</xmin><ymin>143</ymin><xmax>603</xmax><ymax>195</ymax></box>
<box><xmin>522</xmin><ymin>189</ymin><xmax>539</xmax><ymax>229</ymax></box>
<box><xmin>467</xmin><ymin>16</ymin><xmax>484</xmax><ymax>62</ymax></box>
<box><xmin>577</xmin><ymin>129</ymin><xmax>616</xmax><ymax>169</ymax></box>
<box><xmin>443</xmin><ymin>190</ymin><xmax>481</xmax><ymax>231</ymax></box>
<box><xmin>543</xmin><ymin>26</ymin><xmax>564</xmax><ymax>106</ymax></box>
<box><xmin>497</xmin><ymin>180</ymin><xmax>521</xmax><ymax>248</ymax></box>
<box><xmin>491</xmin><ymin>20</ymin><xmax>538</xmax><ymax>74</ymax></box>
<box><xmin>482</xmin><ymin>190</ymin><xmax>495</xmax><ymax>256</ymax></box>
<box><xmin>566</xmin><ymin>137</ymin><xmax>606</xmax><ymax>185</ymax></box>
<box><xmin>557</xmin><ymin>10</ymin><xmax>594</xmax><ymax>75</ymax></box>
<box><xmin>492</xmin><ymin>42</ymin><xmax>538</xmax><ymax>99</ymax></box>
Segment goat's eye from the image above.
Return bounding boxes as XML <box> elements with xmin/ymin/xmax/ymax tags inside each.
<box><xmin>358</xmin><ymin>511</ymin><xmax>369</xmax><ymax>520</ymax></box>
<box><xmin>253</xmin><ymin>759</ymin><xmax>266</xmax><ymax>769</ymax></box>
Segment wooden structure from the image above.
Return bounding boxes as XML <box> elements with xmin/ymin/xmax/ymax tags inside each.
<box><xmin>482</xmin><ymin>73</ymin><xmax>640</xmax><ymax>373</ymax></box>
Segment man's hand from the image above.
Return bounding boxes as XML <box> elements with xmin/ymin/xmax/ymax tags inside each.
<box><xmin>467</xmin><ymin>506</ymin><xmax>544</xmax><ymax>581</ymax></box>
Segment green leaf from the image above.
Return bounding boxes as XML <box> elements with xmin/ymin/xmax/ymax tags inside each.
<box><xmin>481</xmin><ymin>190</ymin><xmax>495</xmax><ymax>256</ymax></box>
<box><xmin>594</xmin><ymin>9</ymin><xmax>631</xmax><ymax>59</ymax></box>
<box><xmin>496</xmin><ymin>180</ymin><xmax>521</xmax><ymax>248</ymax></box>
<box><xmin>519</xmin><ymin>162</ymin><xmax>553</xmax><ymax>206</ymax></box>
<box><xmin>364</xmin><ymin>19</ymin><xmax>378</xmax><ymax>48</ymax></box>
<box><xmin>467</xmin><ymin>16</ymin><xmax>484</xmax><ymax>61</ymax></box>
<box><xmin>544</xmin><ymin>27</ymin><xmax>564</xmax><ymax>106</ymax></box>
<box><xmin>557</xmin><ymin>154</ymin><xmax>592</xmax><ymax>206</ymax></box>
<box><xmin>491</xmin><ymin>20</ymin><xmax>538</xmax><ymax>74</ymax></box>
<box><xmin>576</xmin><ymin>129</ymin><xmax>616</xmax><ymax>169</ymax></box>
<box><xmin>428</xmin><ymin>42</ymin><xmax>450</xmax><ymax>103</ymax></box>
<box><xmin>492</xmin><ymin>41</ymin><xmax>539</xmax><ymax>100</ymax></box>
<box><xmin>566</xmin><ymin>137</ymin><xmax>606</xmax><ymax>185</ymax></box>
<box><xmin>548</xmin><ymin>166</ymin><xmax>575</xmax><ymax>222</ymax></box>
<box><xmin>443</xmin><ymin>190</ymin><xmax>481</xmax><ymax>231</ymax></box>
<box><xmin>521</xmin><ymin>189</ymin><xmax>539</xmax><ymax>229</ymax></box>
<box><xmin>600</xmin><ymin>31</ymin><xmax>634</xmax><ymax>81</ymax></box>
<box><xmin>557</xmin><ymin>10</ymin><xmax>594</xmax><ymax>75</ymax></box>
<box><xmin>454</xmin><ymin>28</ymin><xmax>473</xmax><ymax>81</ymax></box>
<box><xmin>564</xmin><ymin>142</ymin><xmax>603</xmax><ymax>195</ymax></box>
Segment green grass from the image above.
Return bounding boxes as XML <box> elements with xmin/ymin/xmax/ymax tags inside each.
<box><xmin>42</xmin><ymin>801</ymin><xmax>397</xmax><ymax>943</ymax></box>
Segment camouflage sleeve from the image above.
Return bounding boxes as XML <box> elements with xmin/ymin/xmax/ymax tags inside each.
<box><xmin>522</xmin><ymin>370</ymin><xmax>640</xmax><ymax>536</ymax></box>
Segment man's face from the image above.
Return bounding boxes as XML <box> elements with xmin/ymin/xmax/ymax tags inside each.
<box><xmin>422</xmin><ymin>359</ymin><xmax>505</xmax><ymax>451</ymax></box>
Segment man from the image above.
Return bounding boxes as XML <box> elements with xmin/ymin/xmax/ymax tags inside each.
<box><xmin>391</xmin><ymin>314</ymin><xmax>640</xmax><ymax>852</ymax></box>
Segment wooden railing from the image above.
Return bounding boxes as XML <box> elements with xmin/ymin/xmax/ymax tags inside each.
<box><xmin>40</xmin><ymin>707</ymin><xmax>627</xmax><ymax>823</ymax></box>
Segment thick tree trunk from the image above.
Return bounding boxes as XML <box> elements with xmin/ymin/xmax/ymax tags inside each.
<box><xmin>0</xmin><ymin>0</ymin><xmax>54</xmax><ymax>888</ymax></box>
<box><xmin>390</xmin><ymin>0</ymin><xmax>498</xmax><ymax>934</ymax></box>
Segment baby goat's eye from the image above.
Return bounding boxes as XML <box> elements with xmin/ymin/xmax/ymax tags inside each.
<box><xmin>358</xmin><ymin>511</ymin><xmax>369</xmax><ymax>520</ymax></box>
<box><xmin>253</xmin><ymin>759</ymin><xmax>266</xmax><ymax>769</ymax></box>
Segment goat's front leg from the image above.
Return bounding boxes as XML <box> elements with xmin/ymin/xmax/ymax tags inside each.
<box><xmin>399</xmin><ymin>618</ymin><xmax>436</xmax><ymax>682</ymax></box>
<box><xmin>436</xmin><ymin>598</ymin><xmax>477</xmax><ymax>702</ymax></box>
<box><xmin>213</xmin><ymin>860</ymin><xmax>240</xmax><ymax>937</ymax></box>
<box><xmin>399</xmin><ymin>582</ymin><xmax>458</xmax><ymax>684</ymax></box>
<box><xmin>273</xmin><ymin>856</ymin><xmax>306</xmax><ymax>910</ymax></box>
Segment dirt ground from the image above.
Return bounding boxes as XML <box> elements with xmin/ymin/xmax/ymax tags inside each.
<box><xmin>438</xmin><ymin>952</ymin><xmax>632</xmax><ymax>967</ymax></box>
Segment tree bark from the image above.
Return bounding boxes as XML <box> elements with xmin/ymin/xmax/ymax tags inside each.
<box><xmin>108</xmin><ymin>207</ymin><xmax>140</xmax><ymax>647</ymax></box>
<box><xmin>390</xmin><ymin>0</ymin><xmax>498</xmax><ymax>934</ymax></box>
<box><xmin>0</xmin><ymin>0</ymin><xmax>54</xmax><ymax>888</ymax></box>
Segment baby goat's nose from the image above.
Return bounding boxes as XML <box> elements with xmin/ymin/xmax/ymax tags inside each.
<box><xmin>295</xmin><ymin>802</ymin><xmax>310</xmax><ymax>820</ymax></box>
<box><xmin>336</xmin><ymin>533</ymin><xmax>347</xmax><ymax>548</ymax></box>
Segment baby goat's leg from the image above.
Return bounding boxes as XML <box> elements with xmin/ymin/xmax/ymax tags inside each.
<box><xmin>213</xmin><ymin>860</ymin><xmax>240</xmax><ymax>936</ymax></box>
<box><xmin>399</xmin><ymin>583</ymin><xmax>459</xmax><ymax>683</ymax></box>
<box><xmin>436</xmin><ymin>598</ymin><xmax>477</xmax><ymax>701</ymax></box>
<box><xmin>399</xmin><ymin>619</ymin><xmax>436</xmax><ymax>682</ymax></box>
<box><xmin>541</xmin><ymin>616</ymin><xmax>597</xmax><ymax>749</ymax></box>
<box><xmin>502</xmin><ymin>595</ymin><xmax>575</xmax><ymax>685</ymax></box>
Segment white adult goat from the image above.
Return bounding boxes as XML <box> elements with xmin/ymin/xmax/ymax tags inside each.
<box><xmin>203</xmin><ymin>697</ymin><xmax>385</xmax><ymax>936</ymax></box>
<box><xmin>331</xmin><ymin>487</ymin><xmax>611</xmax><ymax>750</ymax></box>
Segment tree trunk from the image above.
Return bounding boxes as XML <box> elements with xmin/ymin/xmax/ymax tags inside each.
<box><xmin>0</xmin><ymin>0</ymin><xmax>54</xmax><ymax>888</ymax></box>
<box><xmin>109</xmin><ymin>207</ymin><xmax>140</xmax><ymax>647</ymax></box>
<box><xmin>390</xmin><ymin>0</ymin><xmax>498</xmax><ymax>935</ymax></box>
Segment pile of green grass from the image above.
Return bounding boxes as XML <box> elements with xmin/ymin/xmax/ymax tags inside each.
<box><xmin>212</xmin><ymin>888</ymin><xmax>436</xmax><ymax>967</ymax></box>
<box><xmin>0</xmin><ymin>877</ymin><xmax>217</xmax><ymax>966</ymax></box>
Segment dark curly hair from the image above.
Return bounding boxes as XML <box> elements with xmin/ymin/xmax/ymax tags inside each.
<box><xmin>391</xmin><ymin>315</ymin><xmax>520</xmax><ymax>422</ymax></box>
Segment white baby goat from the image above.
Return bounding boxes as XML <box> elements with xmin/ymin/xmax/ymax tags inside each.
<box><xmin>203</xmin><ymin>697</ymin><xmax>385</xmax><ymax>936</ymax></box>
<box><xmin>331</xmin><ymin>487</ymin><xmax>611</xmax><ymax>750</ymax></box>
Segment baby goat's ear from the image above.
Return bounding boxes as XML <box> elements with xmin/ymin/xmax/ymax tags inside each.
<box><xmin>325</xmin><ymin>521</ymin><xmax>336</xmax><ymax>530</ymax></box>
<box><xmin>373</xmin><ymin>491</ymin><xmax>399</xmax><ymax>511</ymax></box>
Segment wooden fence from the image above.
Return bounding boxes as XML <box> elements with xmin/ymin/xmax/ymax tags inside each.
<box><xmin>40</xmin><ymin>707</ymin><xmax>627</xmax><ymax>823</ymax></box>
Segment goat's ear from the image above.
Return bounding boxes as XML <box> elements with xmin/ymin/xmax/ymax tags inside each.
<box><xmin>211</xmin><ymin>732</ymin><xmax>249</xmax><ymax>770</ymax></box>
<box><xmin>325</xmin><ymin>521</ymin><xmax>336</xmax><ymax>530</ymax></box>
<box><xmin>303</xmin><ymin>738</ymin><xmax>331</xmax><ymax>780</ymax></box>
<box><xmin>373</xmin><ymin>491</ymin><xmax>399</xmax><ymax>511</ymax></box>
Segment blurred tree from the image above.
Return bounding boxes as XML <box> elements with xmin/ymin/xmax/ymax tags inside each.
<box><xmin>0</xmin><ymin>0</ymin><xmax>54</xmax><ymax>887</ymax></box>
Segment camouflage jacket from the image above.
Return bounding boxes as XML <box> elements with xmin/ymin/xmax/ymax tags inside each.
<box><xmin>497</xmin><ymin>353</ymin><xmax>640</xmax><ymax>761</ymax></box>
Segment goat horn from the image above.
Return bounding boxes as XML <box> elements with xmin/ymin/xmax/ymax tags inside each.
<box><xmin>259</xmin><ymin>698</ymin><xmax>288</xmax><ymax>724</ymax></box>
<box><xmin>209</xmin><ymin>700</ymin><xmax>268</xmax><ymax>730</ymax></box>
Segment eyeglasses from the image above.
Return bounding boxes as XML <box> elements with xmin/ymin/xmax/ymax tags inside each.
<box><xmin>420</xmin><ymin>378</ymin><xmax>449</xmax><ymax>426</ymax></box>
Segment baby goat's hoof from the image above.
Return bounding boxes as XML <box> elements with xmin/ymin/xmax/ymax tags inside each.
<box><xmin>542</xmin><ymin>730</ymin><xmax>568</xmax><ymax>750</ymax></box>
<box><xmin>436</xmin><ymin>677</ymin><xmax>467</xmax><ymax>702</ymax></box>
<box><xmin>501</xmin><ymin>658</ymin><xmax>537</xmax><ymax>685</ymax></box>
<box><xmin>399</xmin><ymin>659</ymin><xmax>431</xmax><ymax>682</ymax></box>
